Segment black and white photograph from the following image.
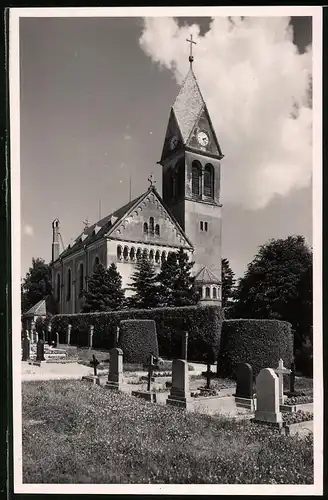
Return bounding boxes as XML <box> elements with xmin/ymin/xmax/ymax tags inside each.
<box><xmin>10</xmin><ymin>6</ymin><xmax>322</xmax><ymax>494</ymax></box>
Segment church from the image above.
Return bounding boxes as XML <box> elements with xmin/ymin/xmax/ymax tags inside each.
<box><xmin>50</xmin><ymin>38</ymin><xmax>224</xmax><ymax>315</ymax></box>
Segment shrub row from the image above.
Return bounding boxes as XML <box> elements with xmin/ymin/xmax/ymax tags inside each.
<box><xmin>217</xmin><ymin>319</ymin><xmax>294</xmax><ymax>379</ymax></box>
<box><xmin>49</xmin><ymin>304</ymin><xmax>224</xmax><ymax>363</ymax></box>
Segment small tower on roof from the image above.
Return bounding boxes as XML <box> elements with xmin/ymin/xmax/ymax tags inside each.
<box><xmin>158</xmin><ymin>35</ymin><xmax>224</xmax><ymax>288</ymax></box>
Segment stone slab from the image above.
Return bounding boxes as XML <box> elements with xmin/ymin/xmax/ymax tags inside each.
<box><xmin>283</xmin><ymin>419</ymin><xmax>313</xmax><ymax>436</ymax></box>
<box><xmin>82</xmin><ymin>375</ymin><xmax>101</xmax><ymax>385</ymax></box>
<box><xmin>235</xmin><ymin>396</ymin><xmax>256</xmax><ymax>411</ymax></box>
<box><xmin>131</xmin><ymin>390</ymin><xmax>157</xmax><ymax>402</ymax></box>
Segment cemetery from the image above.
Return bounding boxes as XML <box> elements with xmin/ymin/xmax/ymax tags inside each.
<box><xmin>21</xmin><ymin>314</ymin><xmax>314</xmax><ymax>484</ymax></box>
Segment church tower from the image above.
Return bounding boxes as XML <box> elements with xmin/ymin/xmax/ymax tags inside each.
<box><xmin>159</xmin><ymin>36</ymin><xmax>224</xmax><ymax>286</ymax></box>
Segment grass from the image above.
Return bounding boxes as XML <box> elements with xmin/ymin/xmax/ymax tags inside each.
<box><xmin>22</xmin><ymin>380</ymin><xmax>313</xmax><ymax>484</ymax></box>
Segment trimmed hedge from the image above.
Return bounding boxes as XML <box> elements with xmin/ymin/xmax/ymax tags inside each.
<box><xmin>118</xmin><ymin>320</ymin><xmax>159</xmax><ymax>364</ymax></box>
<box><xmin>217</xmin><ymin>319</ymin><xmax>293</xmax><ymax>379</ymax></box>
<box><xmin>49</xmin><ymin>304</ymin><xmax>224</xmax><ymax>363</ymax></box>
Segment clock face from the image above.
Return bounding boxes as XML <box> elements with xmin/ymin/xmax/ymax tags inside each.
<box><xmin>170</xmin><ymin>135</ymin><xmax>179</xmax><ymax>150</ymax></box>
<box><xmin>197</xmin><ymin>131</ymin><xmax>209</xmax><ymax>147</ymax></box>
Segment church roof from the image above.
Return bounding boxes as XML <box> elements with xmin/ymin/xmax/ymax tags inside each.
<box><xmin>194</xmin><ymin>265</ymin><xmax>221</xmax><ymax>285</ymax></box>
<box><xmin>23</xmin><ymin>299</ymin><xmax>47</xmax><ymax>317</ymax></box>
<box><xmin>55</xmin><ymin>186</ymin><xmax>193</xmax><ymax>262</ymax></box>
<box><xmin>172</xmin><ymin>68</ymin><xmax>205</xmax><ymax>143</ymax></box>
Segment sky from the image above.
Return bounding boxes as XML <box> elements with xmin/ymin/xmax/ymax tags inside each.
<box><xmin>19</xmin><ymin>14</ymin><xmax>313</xmax><ymax>280</ymax></box>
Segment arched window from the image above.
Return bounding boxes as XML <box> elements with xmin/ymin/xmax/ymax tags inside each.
<box><xmin>143</xmin><ymin>222</ymin><xmax>148</xmax><ymax>234</ymax></box>
<box><xmin>79</xmin><ymin>264</ymin><xmax>84</xmax><ymax>295</ymax></box>
<box><xmin>130</xmin><ymin>247</ymin><xmax>135</xmax><ymax>261</ymax></box>
<box><xmin>192</xmin><ymin>161</ymin><xmax>202</xmax><ymax>196</ymax></box>
<box><xmin>213</xmin><ymin>287</ymin><xmax>217</xmax><ymax>299</ymax></box>
<box><xmin>66</xmin><ymin>269</ymin><xmax>72</xmax><ymax>301</ymax></box>
<box><xmin>149</xmin><ymin>249</ymin><xmax>154</xmax><ymax>261</ymax></box>
<box><xmin>117</xmin><ymin>246</ymin><xmax>122</xmax><ymax>260</ymax></box>
<box><xmin>161</xmin><ymin>251</ymin><xmax>166</xmax><ymax>264</ymax></box>
<box><xmin>56</xmin><ymin>273</ymin><xmax>61</xmax><ymax>303</ymax></box>
<box><xmin>149</xmin><ymin>217</ymin><xmax>154</xmax><ymax>235</ymax></box>
<box><xmin>93</xmin><ymin>256</ymin><xmax>100</xmax><ymax>271</ymax></box>
<box><xmin>155</xmin><ymin>224</ymin><xmax>160</xmax><ymax>236</ymax></box>
<box><xmin>204</xmin><ymin>163</ymin><xmax>214</xmax><ymax>198</ymax></box>
<box><xmin>143</xmin><ymin>248</ymin><xmax>148</xmax><ymax>259</ymax></box>
<box><xmin>205</xmin><ymin>286</ymin><xmax>211</xmax><ymax>298</ymax></box>
<box><xmin>155</xmin><ymin>250</ymin><xmax>160</xmax><ymax>264</ymax></box>
<box><xmin>123</xmin><ymin>246</ymin><xmax>129</xmax><ymax>261</ymax></box>
<box><xmin>136</xmin><ymin>248</ymin><xmax>142</xmax><ymax>261</ymax></box>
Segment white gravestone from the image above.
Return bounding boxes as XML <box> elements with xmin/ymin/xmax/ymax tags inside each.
<box><xmin>255</xmin><ymin>368</ymin><xmax>282</xmax><ymax>424</ymax></box>
<box><xmin>274</xmin><ymin>358</ymin><xmax>291</xmax><ymax>404</ymax></box>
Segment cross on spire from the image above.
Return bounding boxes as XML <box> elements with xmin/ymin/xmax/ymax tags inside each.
<box><xmin>186</xmin><ymin>34</ymin><xmax>197</xmax><ymax>67</ymax></box>
<box><xmin>148</xmin><ymin>173</ymin><xmax>156</xmax><ymax>189</ymax></box>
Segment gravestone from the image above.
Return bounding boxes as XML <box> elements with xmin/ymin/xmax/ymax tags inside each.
<box><xmin>55</xmin><ymin>332</ymin><xmax>59</xmax><ymax>346</ymax></box>
<box><xmin>132</xmin><ymin>353</ymin><xmax>157</xmax><ymax>403</ymax></box>
<box><xmin>36</xmin><ymin>339</ymin><xmax>45</xmax><ymax>362</ymax></box>
<box><xmin>22</xmin><ymin>334</ymin><xmax>30</xmax><ymax>361</ymax></box>
<box><xmin>235</xmin><ymin>363</ymin><xmax>255</xmax><ymax>411</ymax></box>
<box><xmin>82</xmin><ymin>354</ymin><xmax>100</xmax><ymax>385</ymax></box>
<box><xmin>106</xmin><ymin>348</ymin><xmax>123</xmax><ymax>390</ymax></box>
<box><xmin>66</xmin><ymin>324</ymin><xmax>72</xmax><ymax>345</ymax></box>
<box><xmin>254</xmin><ymin>368</ymin><xmax>282</xmax><ymax>424</ymax></box>
<box><xmin>166</xmin><ymin>359</ymin><xmax>191</xmax><ymax>409</ymax></box>
<box><xmin>47</xmin><ymin>324</ymin><xmax>52</xmax><ymax>345</ymax></box>
<box><xmin>274</xmin><ymin>358</ymin><xmax>291</xmax><ymax>404</ymax></box>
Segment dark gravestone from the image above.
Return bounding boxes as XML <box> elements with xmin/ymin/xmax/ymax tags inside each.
<box><xmin>22</xmin><ymin>335</ymin><xmax>30</xmax><ymax>361</ymax></box>
<box><xmin>289</xmin><ymin>361</ymin><xmax>296</xmax><ymax>394</ymax></box>
<box><xmin>206</xmin><ymin>363</ymin><xmax>212</xmax><ymax>389</ymax></box>
<box><xmin>36</xmin><ymin>339</ymin><xmax>45</xmax><ymax>362</ymax></box>
<box><xmin>147</xmin><ymin>354</ymin><xmax>156</xmax><ymax>392</ymax></box>
<box><xmin>236</xmin><ymin>363</ymin><xmax>253</xmax><ymax>399</ymax></box>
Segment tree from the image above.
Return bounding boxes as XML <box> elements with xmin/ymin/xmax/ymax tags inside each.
<box><xmin>128</xmin><ymin>256</ymin><xmax>160</xmax><ymax>309</ymax></box>
<box><xmin>231</xmin><ymin>235</ymin><xmax>313</xmax><ymax>349</ymax></box>
<box><xmin>158</xmin><ymin>248</ymin><xmax>199</xmax><ymax>307</ymax></box>
<box><xmin>221</xmin><ymin>258</ymin><xmax>235</xmax><ymax>309</ymax></box>
<box><xmin>21</xmin><ymin>258</ymin><xmax>53</xmax><ymax>313</ymax></box>
<box><xmin>82</xmin><ymin>263</ymin><xmax>125</xmax><ymax>313</ymax></box>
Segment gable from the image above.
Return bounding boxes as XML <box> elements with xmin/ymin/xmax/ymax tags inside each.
<box><xmin>187</xmin><ymin>105</ymin><xmax>223</xmax><ymax>157</ymax></box>
<box><xmin>107</xmin><ymin>189</ymin><xmax>193</xmax><ymax>249</ymax></box>
<box><xmin>160</xmin><ymin>109</ymin><xmax>184</xmax><ymax>163</ymax></box>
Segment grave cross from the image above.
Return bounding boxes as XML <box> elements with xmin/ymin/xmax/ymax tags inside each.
<box><xmin>90</xmin><ymin>354</ymin><xmax>100</xmax><ymax>377</ymax></box>
<box><xmin>273</xmin><ymin>358</ymin><xmax>291</xmax><ymax>404</ymax></box>
<box><xmin>147</xmin><ymin>354</ymin><xmax>156</xmax><ymax>392</ymax></box>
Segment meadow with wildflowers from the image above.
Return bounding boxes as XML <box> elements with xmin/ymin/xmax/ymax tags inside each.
<box><xmin>22</xmin><ymin>380</ymin><xmax>313</xmax><ymax>484</ymax></box>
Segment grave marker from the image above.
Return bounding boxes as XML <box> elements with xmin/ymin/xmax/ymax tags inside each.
<box><xmin>66</xmin><ymin>324</ymin><xmax>72</xmax><ymax>345</ymax></box>
<box><xmin>36</xmin><ymin>339</ymin><xmax>45</xmax><ymax>362</ymax></box>
<box><xmin>82</xmin><ymin>354</ymin><xmax>101</xmax><ymax>385</ymax></box>
<box><xmin>235</xmin><ymin>362</ymin><xmax>255</xmax><ymax>411</ymax></box>
<box><xmin>88</xmin><ymin>325</ymin><xmax>94</xmax><ymax>349</ymax></box>
<box><xmin>274</xmin><ymin>358</ymin><xmax>291</xmax><ymax>404</ymax></box>
<box><xmin>254</xmin><ymin>368</ymin><xmax>282</xmax><ymax>424</ymax></box>
<box><xmin>167</xmin><ymin>359</ymin><xmax>191</xmax><ymax>409</ymax></box>
<box><xmin>106</xmin><ymin>348</ymin><xmax>123</xmax><ymax>390</ymax></box>
<box><xmin>22</xmin><ymin>334</ymin><xmax>30</xmax><ymax>361</ymax></box>
<box><xmin>290</xmin><ymin>361</ymin><xmax>296</xmax><ymax>394</ymax></box>
<box><xmin>181</xmin><ymin>331</ymin><xmax>189</xmax><ymax>360</ymax></box>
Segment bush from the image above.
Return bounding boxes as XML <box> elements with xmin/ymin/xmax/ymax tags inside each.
<box><xmin>118</xmin><ymin>320</ymin><xmax>159</xmax><ymax>364</ymax></box>
<box><xmin>50</xmin><ymin>304</ymin><xmax>223</xmax><ymax>363</ymax></box>
<box><xmin>217</xmin><ymin>319</ymin><xmax>293</xmax><ymax>379</ymax></box>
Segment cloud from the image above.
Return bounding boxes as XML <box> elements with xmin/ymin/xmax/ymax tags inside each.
<box><xmin>139</xmin><ymin>17</ymin><xmax>312</xmax><ymax>209</ymax></box>
<box><xmin>23</xmin><ymin>224</ymin><xmax>34</xmax><ymax>237</ymax></box>
<box><xmin>124</xmin><ymin>134</ymin><xmax>131</xmax><ymax>140</ymax></box>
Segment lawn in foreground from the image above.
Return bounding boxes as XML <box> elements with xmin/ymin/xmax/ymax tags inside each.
<box><xmin>22</xmin><ymin>380</ymin><xmax>313</xmax><ymax>484</ymax></box>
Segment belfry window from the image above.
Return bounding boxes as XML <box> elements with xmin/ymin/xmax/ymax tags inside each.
<box><xmin>155</xmin><ymin>250</ymin><xmax>160</xmax><ymax>264</ymax></box>
<box><xmin>205</xmin><ymin>286</ymin><xmax>211</xmax><ymax>298</ymax></box>
<box><xmin>117</xmin><ymin>246</ymin><xmax>122</xmax><ymax>260</ymax></box>
<box><xmin>204</xmin><ymin>163</ymin><xmax>214</xmax><ymax>198</ymax></box>
<box><xmin>136</xmin><ymin>248</ymin><xmax>142</xmax><ymax>260</ymax></box>
<box><xmin>213</xmin><ymin>287</ymin><xmax>217</xmax><ymax>299</ymax></box>
<box><xmin>143</xmin><ymin>222</ymin><xmax>148</xmax><ymax>234</ymax></box>
<box><xmin>123</xmin><ymin>246</ymin><xmax>129</xmax><ymax>261</ymax></box>
<box><xmin>130</xmin><ymin>247</ymin><xmax>135</xmax><ymax>261</ymax></box>
<box><xmin>192</xmin><ymin>161</ymin><xmax>202</xmax><ymax>196</ymax></box>
<box><xmin>155</xmin><ymin>224</ymin><xmax>160</xmax><ymax>236</ymax></box>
